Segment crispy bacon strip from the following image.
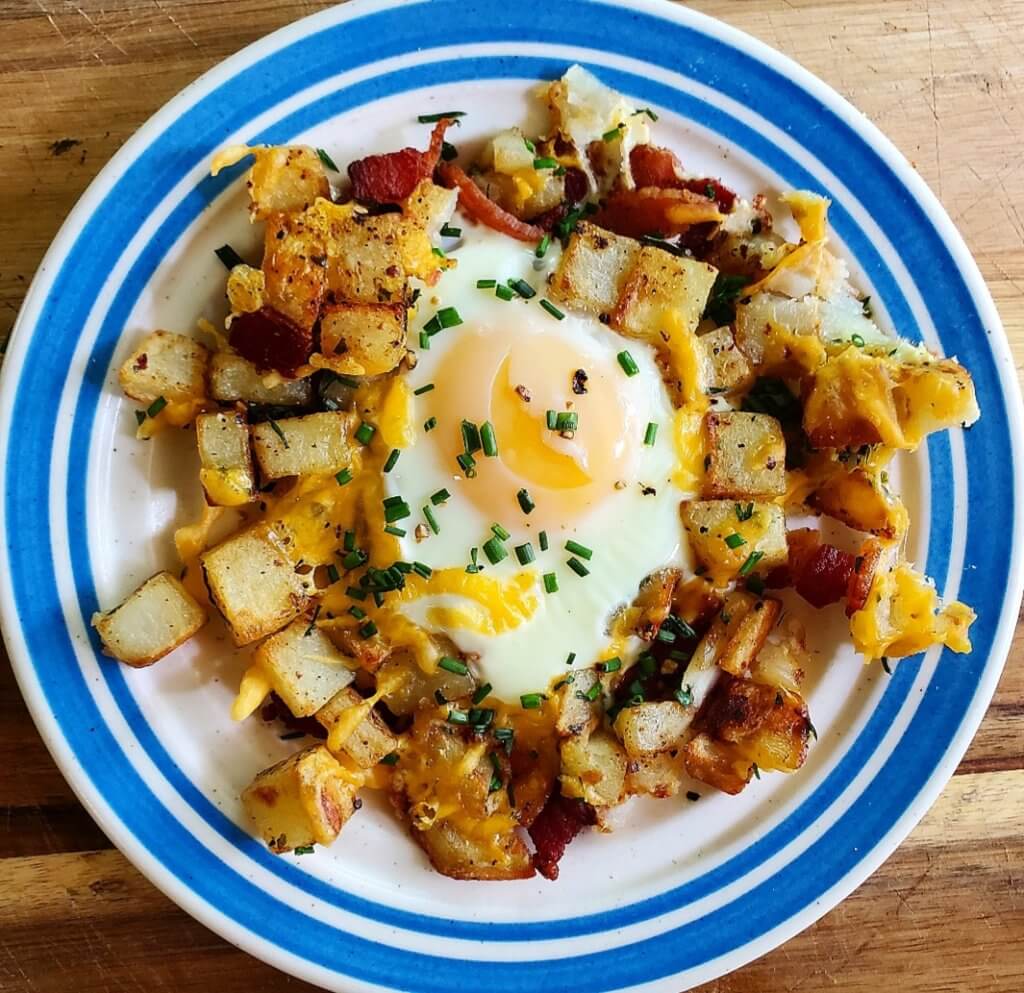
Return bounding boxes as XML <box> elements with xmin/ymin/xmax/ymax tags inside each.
<box><xmin>593</xmin><ymin>186</ymin><xmax>722</xmax><ymax>238</ymax></box>
<box><xmin>528</xmin><ymin>789</ymin><xmax>596</xmax><ymax>881</ymax></box>
<box><xmin>436</xmin><ymin>161</ymin><xmax>545</xmax><ymax>242</ymax></box>
<box><xmin>348</xmin><ymin>119</ymin><xmax>452</xmax><ymax>204</ymax></box>
<box><xmin>629</xmin><ymin>144</ymin><xmax>737</xmax><ymax>212</ymax></box>
<box><xmin>229</xmin><ymin>307</ymin><xmax>312</xmax><ymax>379</ymax></box>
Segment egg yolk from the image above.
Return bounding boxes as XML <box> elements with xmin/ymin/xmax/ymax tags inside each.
<box><xmin>430</xmin><ymin>327</ymin><xmax>643</xmax><ymax>527</ymax></box>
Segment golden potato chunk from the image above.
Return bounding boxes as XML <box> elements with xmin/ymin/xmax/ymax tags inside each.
<box><xmin>683</xmin><ymin>732</ymin><xmax>753</xmax><ymax>795</ymax></box>
<box><xmin>809</xmin><ymin>465</ymin><xmax>907</xmax><ymax>539</ymax></box>
<box><xmin>313</xmin><ymin>301</ymin><xmax>407</xmax><ymax>376</ymax></box>
<box><xmin>560</xmin><ymin>730</ymin><xmax>627</xmax><ymax>807</ymax></box>
<box><xmin>262</xmin><ymin>210</ymin><xmax>327</xmax><ymax>330</ymax></box>
<box><xmin>242</xmin><ymin>745</ymin><xmax>359</xmax><ymax>853</ymax></box>
<box><xmin>681</xmin><ymin>500</ymin><xmax>786</xmax><ymax>585</ymax></box>
<box><xmin>612</xmin><ymin>246</ymin><xmax>717</xmax><ymax>338</ymax></box>
<box><xmin>698</xmin><ymin>326</ymin><xmax>754</xmax><ymax>397</ymax></box>
<box><xmin>250</xmin><ymin>411</ymin><xmax>353</xmax><ymax>481</ymax></box>
<box><xmin>317</xmin><ymin>686</ymin><xmax>398</xmax><ymax>768</ymax></box>
<box><xmin>196</xmin><ymin>411</ymin><xmax>256</xmax><ymax>507</ymax></box>
<box><xmin>614</xmin><ymin>701</ymin><xmax>691</xmax><ymax>758</ymax></box>
<box><xmin>118</xmin><ymin>331</ymin><xmax>209</xmax><ymax>404</ymax></box>
<box><xmin>702</xmin><ymin>411</ymin><xmax>786</xmax><ymax>499</ymax></box>
<box><xmin>92</xmin><ymin>571</ymin><xmax>206</xmax><ymax>667</ymax></box>
<box><xmin>549</xmin><ymin>222</ymin><xmax>640</xmax><ymax>318</ymax></box>
<box><xmin>625</xmin><ymin>750</ymin><xmax>688</xmax><ymax>799</ymax></box>
<box><xmin>208</xmin><ymin>351</ymin><xmax>313</xmax><ymax>406</ymax></box>
<box><xmin>554</xmin><ymin>668</ymin><xmax>601</xmax><ymax>738</ymax></box>
<box><xmin>247</xmin><ymin>145</ymin><xmax>330</xmax><ymax>220</ymax></box>
<box><xmin>414</xmin><ymin>819</ymin><xmax>535</xmax><ymax>881</ymax></box>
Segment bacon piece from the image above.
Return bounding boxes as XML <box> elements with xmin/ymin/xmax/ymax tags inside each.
<box><xmin>229</xmin><ymin>307</ymin><xmax>312</xmax><ymax>379</ymax></box>
<box><xmin>436</xmin><ymin>161</ymin><xmax>545</xmax><ymax>242</ymax></box>
<box><xmin>593</xmin><ymin>186</ymin><xmax>722</xmax><ymax>238</ymax></box>
<box><xmin>348</xmin><ymin>119</ymin><xmax>452</xmax><ymax>205</ymax></box>
<box><xmin>528</xmin><ymin>789</ymin><xmax>596</xmax><ymax>881</ymax></box>
<box><xmin>768</xmin><ymin>529</ymin><xmax>855</xmax><ymax>610</ymax></box>
<box><xmin>629</xmin><ymin>144</ymin><xmax>737</xmax><ymax>213</ymax></box>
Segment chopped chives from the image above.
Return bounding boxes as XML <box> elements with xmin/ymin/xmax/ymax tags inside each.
<box><xmin>482</xmin><ymin>536</ymin><xmax>508</xmax><ymax>564</ymax></box>
<box><xmin>472</xmin><ymin>683</ymin><xmax>492</xmax><ymax>705</ymax></box>
<box><xmin>380</xmin><ymin>752</ymin><xmax>400</xmax><ymax>765</ymax></box>
<box><xmin>446</xmin><ymin>708</ymin><xmax>469</xmax><ymax>725</ymax></box>
<box><xmin>636</xmin><ymin>107</ymin><xmax>659</xmax><ymax>121</ymax></box>
<box><xmin>490</xmin><ymin>522</ymin><xmax>510</xmax><ymax>540</ymax></box>
<box><xmin>430</xmin><ymin>488</ymin><xmax>450</xmax><ymax>505</ymax></box>
<box><xmin>617</xmin><ymin>350</ymin><xmax>640</xmax><ymax>376</ymax></box>
<box><xmin>554</xmin><ymin>411</ymin><xmax>578</xmax><ymax>432</ymax></box>
<box><xmin>517</xmin><ymin>488</ymin><xmax>535</xmax><ymax>514</ymax></box>
<box><xmin>349</xmin><ymin>605</ymin><xmax>366</xmax><ymax>620</ymax></box>
<box><xmin>412</xmin><ymin>561</ymin><xmax>432</xmax><ymax>578</ymax></box>
<box><xmin>564</xmin><ymin>539</ymin><xmax>593</xmax><ymax>560</ymax></box>
<box><xmin>423</xmin><ymin>504</ymin><xmax>440</xmax><ymax>535</ymax></box>
<box><xmin>724</xmin><ymin>532</ymin><xmax>746</xmax><ymax>549</ymax></box>
<box><xmin>539</xmin><ymin>298</ymin><xmax>565</xmax><ymax>320</ymax></box>
<box><xmin>535</xmin><ymin>234</ymin><xmax>551</xmax><ymax>258</ymax></box>
<box><xmin>440</xmin><ymin>140</ymin><xmax>457</xmax><ymax>161</ymax></box>
<box><xmin>346</xmin><ymin>585</ymin><xmax>366</xmax><ymax>600</ymax></box>
<box><xmin>581</xmin><ymin>682</ymin><xmax>601</xmax><ymax>702</ymax></box>
<box><xmin>214</xmin><ymin>244</ymin><xmax>246</xmax><ymax>270</ymax></box>
<box><xmin>437</xmin><ymin>306</ymin><xmax>463</xmax><ymax>328</ymax></box>
<box><xmin>384</xmin><ymin>525</ymin><xmax>406</xmax><ymax>537</ymax></box>
<box><xmin>656</xmin><ymin>626</ymin><xmax>677</xmax><ymax>644</ymax></box>
<box><xmin>523</xmin><ymin>136</ymin><xmax>536</xmax><ymax>153</ymax></box>
<box><xmin>440</xmin><ymin>223</ymin><xmax>462</xmax><ymax>238</ymax></box>
<box><xmin>598</xmin><ymin>657</ymin><xmax>622</xmax><ymax>673</ymax></box>
<box><xmin>539</xmin><ymin>531</ymin><xmax>549</xmax><ymax>551</ymax></box>
<box><xmin>514</xmin><ymin>543</ymin><xmax>535</xmax><ymax>565</ymax></box>
<box><xmin>461</xmin><ymin>420</ymin><xmax>481</xmax><ymax>454</ymax></box>
<box><xmin>393</xmin><ymin>561</ymin><xmax>413</xmax><ymax>574</ymax></box>
<box><xmin>543</xmin><ymin>572</ymin><xmax>559</xmax><ymax>594</ymax></box>
<box><xmin>565</xmin><ymin>652</ymin><xmax>576</xmax><ymax>666</ymax></box>
<box><xmin>134</xmin><ymin>410</ymin><xmax>146</xmax><ymax>426</ymax></box>
<box><xmin>567</xmin><ymin>556</ymin><xmax>590</xmax><ymax>577</ymax></box>
<box><xmin>466</xmin><ymin>547</ymin><xmax>480</xmax><ymax>573</ymax></box>
<box><xmin>507</xmin><ymin>277</ymin><xmax>536</xmax><ymax>299</ymax></box>
<box><xmin>267</xmin><ymin>417</ymin><xmax>289</xmax><ymax>448</ymax></box>
<box><xmin>335</xmin><ymin>467</ymin><xmax>353</xmax><ymax>486</ymax></box>
<box><xmin>384</xmin><ymin>501</ymin><xmax>411</xmax><ymax>523</ymax></box>
<box><xmin>675</xmin><ymin>685</ymin><xmax>694</xmax><ymax>707</ymax></box>
<box><xmin>326</xmin><ymin>564</ymin><xmax>340</xmax><ymax>584</ymax></box>
<box><xmin>359</xmin><ymin>621</ymin><xmax>378</xmax><ymax>639</ymax></box>
<box><xmin>424</xmin><ymin>416</ymin><xmax>438</xmax><ymax>432</ymax></box>
<box><xmin>738</xmin><ymin>550</ymin><xmax>765</xmax><ymax>577</ymax></box>
<box><xmin>602</xmin><ymin>124</ymin><xmax>623</xmax><ymax>141</ymax></box>
<box><xmin>638</xmin><ymin>653</ymin><xmax>656</xmax><ymax>675</ymax></box>
<box><xmin>439</xmin><ymin>656</ymin><xmax>469</xmax><ymax>675</ymax></box>
<box><xmin>546</xmin><ymin>409</ymin><xmax>558</xmax><ymax>430</ymax></box>
<box><xmin>457</xmin><ymin>452</ymin><xmax>477</xmax><ymax>477</ymax></box>
<box><xmin>413</xmin><ymin>383</ymin><xmax>435</xmax><ymax>395</ymax></box>
<box><xmin>383</xmin><ymin>448</ymin><xmax>401</xmax><ymax>473</ymax></box>
<box><xmin>851</xmin><ymin>333</ymin><xmax>866</xmax><ymax>348</ymax></box>
<box><xmin>735</xmin><ymin>502</ymin><xmax>754</xmax><ymax>521</ymax></box>
<box><xmin>423</xmin><ymin>315</ymin><xmax>442</xmax><ymax>336</ymax></box>
<box><xmin>480</xmin><ymin>421</ymin><xmax>498</xmax><ymax>456</ymax></box>
<box><xmin>520</xmin><ymin>692</ymin><xmax>545</xmax><ymax>709</ymax></box>
<box><xmin>343</xmin><ymin>530</ymin><xmax>356</xmax><ymax>551</ymax></box>
<box><xmin>643</xmin><ymin>422</ymin><xmax>658</xmax><ymax>446</ymax></box>
<box><xmin>533</xmin><ymin>156</ymin><xmax>558</xmax><ymax>170</ymax></box>
<box><xmin>495</xmin><ymin>284</ymin><xmax>515</xmax><ymax>301</ymax></box>
<box><xmin>419</xmin><ymin>330</ymin><xmax>430</xmax><ymax>349</ymax></box>
<box><xmin>417</xmin><ymin>110</ymin><xmax>465</xmax><ymax>123</ymax></box>
<box><xmin>316</xmin><ymin>147</ymin><xmax>340</xmax><ymax>172</ymax></box>
<box><xmin>355</xmin><ymin>421</ymin><xmax>376</xmax><ymax>445</ymax></box>
<box><xmin>476</xmin><ymin>278</ymin><xmax>497</xmax><ymax>289</ymax></box>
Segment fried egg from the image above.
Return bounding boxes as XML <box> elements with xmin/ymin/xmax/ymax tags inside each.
<box><xmin>385</xmin><ymin>223</ymin><xmax>690</xmax><ymax>700</ymax></box>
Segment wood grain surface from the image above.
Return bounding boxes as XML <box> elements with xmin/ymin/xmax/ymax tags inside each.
<box><xmin>1</xmin><ymin>1</ymin><xmax>1021</xmax><ymax>990</ymax></box>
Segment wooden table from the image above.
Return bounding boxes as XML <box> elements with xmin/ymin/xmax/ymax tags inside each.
<box><xmin>1</xmin><ymin>1</ymin><xmax>1021</xmax><ymax>990</ymax></box>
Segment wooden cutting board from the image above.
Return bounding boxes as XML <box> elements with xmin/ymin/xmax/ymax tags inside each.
<box><xmin>0</xmin><ymin>1</ymin><xmax>1021</xmax><ymax>991</ymax></box>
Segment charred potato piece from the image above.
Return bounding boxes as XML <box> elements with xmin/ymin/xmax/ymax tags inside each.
<box><xmin>242</xmin><ymin>745</ymin><xmax>359</xmax><ymax>853</ymax></box>
<box><xmin>702</xmin><ymin>411</ymin><xmax>786</xmax><ymax>499</ymax></box>
<box><xmin>414</xmin><ymin>819</ymin><xmax>534</xmax><ymax>881</ymax></box>
<box><xmin>314</xmin><ymin>301</ymin><xmax>407</xmax><ymax>376</ymax></box>
<box><xmin>316</xmin><ymin>686</ymin><xmax>397</xmax><ymax>768</ymax></box>
<box><xmin>92</xmin><ymin>571</ymin><xmax>206</xmax><ymax>667</ymax></box>
<box><xmin>118</xmin><ymin>331</ymin><xmax>208</xmax><ymax>404</ymax></box>
<box><xmin>208</xmin><ymin>351</ymin><xmax>313</xmax><ymax>406</ymax></box>
<box><xmin>250</xmin><ymin>411</ymin><xmax>353</xmax><ymax>481</ymax></box>
<box><xmin>549</xmin><ymin>222</ymin><xmax>640</xmax><ymax>318</ymax></box>
<box><xmin>196</xmin><ymin>410</ymin><xmax>256</xmax><ymax>507</ymax></box>
<box><xmin>262</xmin><ymin>210</ymin><xmax>327</xmax><ymax>330</ymax></box>
<box><xmin>683</xmin><ymin>732</ymin><xmax>753</xmax><ymax>795</ymax></box>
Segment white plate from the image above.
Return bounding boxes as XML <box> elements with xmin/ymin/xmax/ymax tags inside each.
<box><xmin>2</xmin><ymin>1</ymin><xmax>1020</xmax><ymax>990</ymax></box>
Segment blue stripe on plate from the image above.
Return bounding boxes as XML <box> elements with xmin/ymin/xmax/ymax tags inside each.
<box><xmin>4</xmin><ymin>0</ymin><xmax>1014</xmax><ymax>986</ymax></box>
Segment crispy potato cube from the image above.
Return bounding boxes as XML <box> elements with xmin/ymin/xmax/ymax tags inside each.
<box><xmin>255</xmin><ymin>618</ymin><xmax>355</xmax><ymax>717</ymax></box>
<box><xmin>631</xmin><ymin>568</ymin><xmax>681</xmax><ymax>640</ymax></box>
<box><xmin>313</xmin><ymin>204</ymin><xmax>409</xmax><ymax>304</ymax></box>
<box><xmin>612</xmin><ymin>246</ymin><xmax>717</xmax><ymax>338</ymax></box>
<box><xmin>196</xmin><ymin>411</ymin><xmax>256</xmax><ymax>507</ymax></box>
<box><xmin>698</xmin><ymin>326</ymin><xmax>754</xmax><ymax>397</ymax></box>
<box><xmin>376</xmin><ymin>650</ymin><xmax>475</xmax><ymax>714</ymax></box>
<box><xmin>317</xmin><ymin>686</ymin><xmax>397</xmax><ymax>768</ymax></box>
<box><xmin>810</xmin><ymin>466</ymin><xmax>907</xmax><ymax>539</ymax></box>
<box><xmin>414</xmin><ymin>820</ymin><xmax>534</xmax><ymax>881</ymax></box>
<box><xmin>250</xmin><ymin>411</ymin><xmax>353</xmax><ymax>480</ymax></box>
<box><xmin>208</xmin><ymin>352</ymin><xmax>313</xmax><ymax>406</ymax></box>
<box><xmin>201</xmin><ymin>523</ymin><xmax>312</xmax><ymax>645</ymax></box>
<box><xmin>92</xmin><ymin>571</ymin><xmax>206</xmax><ymax>667</ymax></box>
<box><xmin>118</xmin><ymin>331</ymin><xmax>209</xmax><ymax>404</ymax></box>
<box><xmin>549</xmin><ymin>222</ymin><xmax>640</xmax><ymax>318</ymax></box>
<box><xmin>681</xmin><ymin>500</ymin><xmax>786</xmax><ymax>584</ymax></box>
<box><xmin>625</xmin><ymin>751</ymin><xmax>688</xmax><ymax>798</ymax></box>
<box><xmin>403</xmin><ymin>180</ymin><xmax>458</xmax><ymax>240</ymax></box>
<box><xmin>702</xmin><ymin>411</ymin><xmax>786</xmax><ymax>499</ymax></box>
<box><xmin>262</xmin><ymin>210</ymin><xmax>327</xmax><ymax>330</ymax></box>
<box><xmin>683</xmin><ymin>732</ymin><xmax>752</xmax><ymax>795</ymax></box>
<box><xmin>895</xmin><ymin>357</ymin><xmax>979</xmax><ymax>445</ymax></box>
<box><xmin>703</xmin><ymin>675</ymin><xmax>780</xmax><ymax>743</ymax></box>
<box><xmin>560</xmin><ymin>730</ymin><xmax>627</xmax><ymax>807</ymax></box>
<box><xmin>749</xmin><ymin>617</ymin><xmax>808</xmax><ymax>693</ymax></box>
<box><xmin>614</xmin><ymin>701</ymin><xmax>691</xmax><ymax>757</ymax></box>
<box><xmin>717</xmin><ymin>598</ymin><xmax>781</xmax><ymax>676</ymax></box>
<box><xmin>555</xmin><ymin>668</ymin><xmax>601</xmax><ymax>738</ymax></box>
<box><xmin>247</xmin><ymin>145</ymin><xmax>330</xmax><ymax>220</ymax></box>
<box><xmin>724</xmin><ymin>685</ymin><xmax>811</xmax><ymax>773</ymax></box>
<box><xmin>242</xmin><ymin>745</ymin><xmax>359</xmax><ymax>853</ymax></box>
<box><xmin>313</xmin><ymin>301</ymin><xmax>407</xmax><ymax>376</ymax></box>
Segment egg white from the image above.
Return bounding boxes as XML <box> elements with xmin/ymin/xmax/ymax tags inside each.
<box><xmin>385</xmin><ymin>222</ymin><xmax>690</xmax><ymax>700</ymax></box>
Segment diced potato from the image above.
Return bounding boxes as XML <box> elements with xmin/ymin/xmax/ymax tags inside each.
<box><xmin>317</xmin><ymin>686</ymin><xmax>397</xmax><ymax>768</ymax></box>
<box><xmin>196</xmin><ymin>411</ymin><xmax>256</xmax><ymax>507</ymax></box>
<box><xmin>118</xmin><ymin>331</ymin><xmax>209</xmax><ymax>404</ymax></box>
<box><xmin>631</xmin><ymin>568</ymin><xmax>681</xmax><ymax>640</ymax></box>
<box><xmin>625</xmin><ymin>750</ymin><xmax>688</xmax><ymax>798</ymax></box>
<box><xmin>201</xmin><ymin>523</ymin><xmax>313</xmax><ymax>645</ymax></box>
<box><xmin>376</xmin><ymin>650</ymin><xmax>475</xmax><ymax>714</ymax></box>
<box><xmin>749</xmin><ymin>617</ymin><xmax>808</xmax><ymax>693</ymax></box>
<box><xmin>683</xmin><ymin>732</ymin><xmax>752</xmax><ymax>795</ymax></box>
<box><xmin>612</xmin><ymin>246</ymin><xmax>718</xmax><ymax>339</ymax></box>
<box><xmin>560</xmin><ymin>730</ymin><xmax>627</xmax><ymax>807</ymax></box>
<box><xmin>716</xmin><ymin>598</ymin><xmax>781</xmax><ymax>677</ymax></box>
<box><xmin>810</xmin><ymin>466</ymin><xmax>908</xmax><ymax>539</ymax></box>
<box><xmin>413</xmin><ymin>819</ymin><xmax>534</xmax><ymax>881</ymax></box>
<box><xmin>555</xmin><ymin>668</ymin><xmax>601</xmax><ymax>738</ymax></box>
<box><xmin>698</xmin><ymin>326</ymin><xmax>754</xmax><ymax>396</ymax></box>
<box><xmin>331</xmin><ymin>626</ymin><xmax>392</xmax><ymax>674</ymax></box>
<box><xmin>471</xmin><ymin>168</ymin><xmax>565</xmax><ymax>222</ymax></box>
<box><xmin>894</xmin><ymin>357</ymin><xmax>980</xmax><ymax>446</ymax></box>
<box><xmin>92</xmin><ymin>571</ymin><xmax>206</xmax><ymax>667</ymax></box>
<box><xmin>549</xmin><ymin>222</ymin><xmax>640</xmax><ymax>318</ymax></box>
<box><xmin>702</xmin><ymin>411</ymin><xmax>786</xmax><ymax>499</ymax></box>
<box><xmin>681</xmin><ymin>500</ymin><xmax>786</xmax><ymax>585</ymax></box>
<box><xmin>255</xmin><ymin>618</ymin><xmax>355</xmax><ymax>717</ymax></box>
<box><xmin>730</xmin><ymin>689</ymin><xmax>810</xmax><ymax>773</ymax></box>
<box><xmin>262</xmin><ymin>210</ymin><xmax>327</xmax><ymax>330</ymax></box>
<box><xmin>313</xmin><ymin>301</ymin><xmax>406</xmax><ymax>376</ymax></box>
<box><xmin>733</xmin><ymin>292</ymin><xmax>830</xmax><ymax>377</ymax></box>
<box><xmin>614</xmin><ymin>701</ymin><xmax>691</xmax><ymax>757</ymax></box>
<box><xmin>251</xmin><ymin>411</ymin><xmax>353</xmax><ymax>480</ymax></box>
<box><xmin>241</xmin><ymin>745</ymin><xmax>359</xmax><ymax>853</ymax></box>
<box><xmin>246</xmin><ymin>145</ymin><xmax>330</xmax><ymax>220</ymax></box>
<box><xmin>403</xmin><ymin>180</ymin><xmax>459</xmax><ymax>240</ymax></box>
<box><xmin>209</xmin><ymin>351</ymin><xmax>313</xmax><ymax>406</ymax></box>
<box><xmin>702</xmin><ymin>675</ymin><xmax>780</xmax><ymax>742</ymax></box>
